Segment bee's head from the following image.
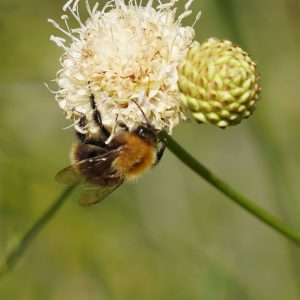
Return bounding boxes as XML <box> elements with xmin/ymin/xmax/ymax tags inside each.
<box><xmin>134</xmin><ymin>125</ymin><xmax>158</xmax><ymax>144</ymax></box>
<box><xmin>130</xmin><ymin>100</ymin><xmax>160</xmax><ymax>144</ymax></box>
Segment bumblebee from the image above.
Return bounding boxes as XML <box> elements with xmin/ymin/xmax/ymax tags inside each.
<box><xmin>55</xmin><ymin>93</ymin><xmax>167</xmax><ymax>206</ymax></box>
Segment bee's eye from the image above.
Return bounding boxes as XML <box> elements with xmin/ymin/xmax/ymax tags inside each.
<box><xmin>135</xmin><ymin>125</ymin><xmax>157</xmax><ymax>143</ymax></box>
<box><xmin>137</xmin><ymin>127</ymin><xmax>146</xmax><ymax>137</ymax></box>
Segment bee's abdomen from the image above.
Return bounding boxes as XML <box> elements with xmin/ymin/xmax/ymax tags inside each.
<box><xmin>71</xmin><ymin>143</ymin><xmax>121</xmax><ymax>186</ymax></box>
<box><xmin>71</xmin><ymin>143</ymin><xmax>105</xmax><ymax>163</ymax></box>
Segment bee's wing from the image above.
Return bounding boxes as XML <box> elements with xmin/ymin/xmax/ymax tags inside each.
<box><xmin>79</xmin><ymin>180</ymin><xmax>123</xmax><ymax>206</ymax></box>
<box><xmin>55</xmin><ymin>164</ymin><xmax>83</xmax><ymax>185</ymax></box>
<box><xmin>55</xmin><ymin>147</ymin><xmax>124</xmax><ymax>205</ymax></box>
<box><xmin>55</xmin><ymin>147</ymin><xmax>122</xmax><ymax>185</ymax></box>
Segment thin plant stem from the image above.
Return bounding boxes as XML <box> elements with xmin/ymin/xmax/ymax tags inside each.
<box><xmin>164</xmin><ymin>134</ymin><xmax>300</xmax><ymax>247</ymax></box>
<box><xmin>2</xmin><ymin>133</ymin><xmax>300</xmax><ymax>281</ymax></box>
<box><xmin>213</xmin><ymin>0</ymin><xmax>300</xmax><ymax>295</ymax></box>
<box><xmin>0</xmin><ymin>184</ymin><xmax>77</xmax><ymax>278</ymax></box>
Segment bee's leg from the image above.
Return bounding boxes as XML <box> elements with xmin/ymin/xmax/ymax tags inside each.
<box><xmin>76</xmin><ymin>115</ymin><xmax>107</xmax><ymax>147</ymax></box>
<box><xmin>76</xmin><ymin>116</ymin><xmax>88</xmax><ymax>143</ymax></box>
<box><xmin>154</xmin><ymin>139</ymin><xmax>168</xmax><ymax>166</ymax></box>
<box><xmin>90</xmin><ymin>94</ymin><xmax>111</xmax><ymax>139</ymax></box>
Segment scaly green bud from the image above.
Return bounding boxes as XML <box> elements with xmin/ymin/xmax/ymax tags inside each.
<box><xmin>178</xmin><ymin>38</ymin><xmax>261</xmax><ymax>128</ymax></box>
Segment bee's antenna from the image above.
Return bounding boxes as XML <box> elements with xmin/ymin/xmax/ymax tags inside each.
<box><xmin>131</xmin><ymin>100</ymin><xmax>150</xmax><ymax>126</ymax></box>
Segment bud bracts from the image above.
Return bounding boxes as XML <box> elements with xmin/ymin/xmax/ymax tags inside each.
<box><xmin>178</xmin><ymin>38</ymin><xmax>261</xmax><ymax>128</ymax></box>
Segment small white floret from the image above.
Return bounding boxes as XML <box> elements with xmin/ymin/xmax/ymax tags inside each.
<box><xmin>49</xmin><ymin>0</ymin><xmax>200</xmax><ymax>139</ymax></box>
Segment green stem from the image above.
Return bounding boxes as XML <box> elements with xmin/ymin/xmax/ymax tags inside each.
<box><xmin>165</xmin><ymin>135</ymin><xmax>300</xmax><ymax>247</ymax></box>
<box><xmin>2</xmin><ymin>133</ymin><xmax>300</xmax><ymax>279</ymax></box>
<box><xmin>213</xmin><ymin>1</ymin><xmax>300</xmax><ymax>295</ymax></box>
<box><xmin>0</xmin><ymin>184</ymin><xmax>77</xmax><ymax>278</ymax></box>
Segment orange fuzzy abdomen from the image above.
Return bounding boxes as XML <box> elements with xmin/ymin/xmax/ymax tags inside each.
<box><xmin>113</xmin><ymin>134</ymin><xmax>156</xmax><ymax>181</ymax></box>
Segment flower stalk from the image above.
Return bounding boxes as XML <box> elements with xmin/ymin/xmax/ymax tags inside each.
<box><xmin>0</xmin><ymin>184</ymin><xmax>77</xmax><ymax>278</ymax></box>
<box><xmin>1</xmin><ymin>137</ymin><xmax>300</xmax><ymax>279</ymax></box>
<box><xmin>162</xmin><ymin>133</ymin><xmax>300</xmax><ymax>246</ymax></box>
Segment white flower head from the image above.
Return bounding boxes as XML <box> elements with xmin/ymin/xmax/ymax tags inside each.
<box><xmin>49</xmin><ymin>0</ymin><xmax>200</xmax><ymax>140</ymax></box>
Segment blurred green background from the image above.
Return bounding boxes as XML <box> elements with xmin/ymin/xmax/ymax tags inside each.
<box><xmin>1</xmin><ymin>0</ymin><xmax>300</xmax><ymax>299</ymax></box>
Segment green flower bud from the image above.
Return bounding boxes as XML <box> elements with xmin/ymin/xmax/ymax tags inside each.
<box><xmin>178</xmin><ymin>38</ymin><xmax>261</xmax><ymax>128</ymax></box>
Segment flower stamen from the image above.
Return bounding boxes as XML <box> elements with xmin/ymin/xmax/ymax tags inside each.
<box><xmin>49</xmin><ymin>0</ymin><xmax>200</xmax><ymax>138</ymax></box>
